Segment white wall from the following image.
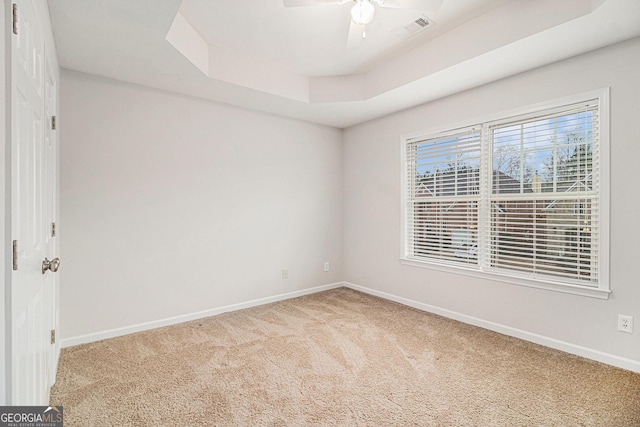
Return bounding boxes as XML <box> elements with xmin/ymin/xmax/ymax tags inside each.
<box><xmin>343</xmin><ymin>37</ymin><xmax>640</xmax><ymax>366</ymax></box>
<box><xmin>59</xmin><ymin>71</ymin><xmax>343</xmax><ymax>340</ymax></box>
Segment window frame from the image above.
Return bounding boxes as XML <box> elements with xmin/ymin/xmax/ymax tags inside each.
<box><xmin>400</xmin><ymin>89</ymin><xmax>610</xmax><ymax>299</ymax></box>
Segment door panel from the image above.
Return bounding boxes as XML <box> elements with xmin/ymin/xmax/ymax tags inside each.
<box><xmin>10</xmin><ymin>0</ymin><xmax>57</xmax><ymax>405</ymax></box>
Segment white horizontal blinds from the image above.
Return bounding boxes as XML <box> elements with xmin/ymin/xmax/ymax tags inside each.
<box><xmin>406</xmin><ymin>128</ymin><xmax>481</xmax><ymax>265</ymax></box>
<box><xmin>488</xmin><ymin>101</ymin><xmax>599</xmax><ymax>285</ymax></box>
<box><xmin>411</xmin><ymin>200</ymin><xmax>479</xmax><ymax>262</ymax></box>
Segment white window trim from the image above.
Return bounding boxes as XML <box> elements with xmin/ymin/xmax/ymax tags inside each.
<box><xmin>400</xmin><ymin>88</ymin><xmax>610</xmax><ymax>299</ymax></box>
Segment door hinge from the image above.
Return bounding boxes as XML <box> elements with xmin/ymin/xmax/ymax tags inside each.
<box><xmin>51</xmin><ymin>116</ymin><xmax>57</xmax><ymax>130</ymax></box>
<box><xmin>12</xmin><ymin>4</ymin><xmax>18</xmax><ymax>35</ymax></box>
<box><xmin>52</xmin><ymin>222</ymin><xmax>56</xmax><ymax>237</ymax></box>
<box><xmin>12</xmin><ymin>240</ymin><xmax>18</xmax><ymax>271</ymax></box>
<box><xmin>51</xmin><ymin>330</ymin><xmax>56</xmax><ymax>345</ymax></box>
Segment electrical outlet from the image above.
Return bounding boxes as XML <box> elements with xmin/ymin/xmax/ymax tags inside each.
<box><xmin>282</xmin><ymin>269</ymin><xmax>288</xmax><ymax>280</ymax></box>
<box><xmin>324</xmin><ymin>262</ymin><xmax>330</xmax><ymax>272</ymax></box>
<box><xmin>618</xmin><ymin>315</ymin><xmax>633</xmax><ymax>333</ymax></box>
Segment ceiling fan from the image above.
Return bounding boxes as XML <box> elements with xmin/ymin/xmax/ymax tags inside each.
<box><xmin>283</xmin><ymin>0</ymin><xmax>443</xmax><ymax>47</ymax></box>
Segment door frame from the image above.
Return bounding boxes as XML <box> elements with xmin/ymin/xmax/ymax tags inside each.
<box><xmin>2</xmin><ymin>0</ymin><xmax>11</xmax><ymax>407</ymax></box>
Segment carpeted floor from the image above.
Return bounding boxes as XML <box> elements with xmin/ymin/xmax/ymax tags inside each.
<box><xmin>50</xmin><ymin>288</ymin><xmax>640</xmax><ymax>426</ymax></box>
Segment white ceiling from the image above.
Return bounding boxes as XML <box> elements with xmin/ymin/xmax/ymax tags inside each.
<box><xmin>48</xmin><ymin>0</ymin><xmax>640</xmax><ymax>128</ymax></box>
<box><xmin>179</xmin><ymin>0</ymin><xmax>510</xmax><ymax>77</ymax></box>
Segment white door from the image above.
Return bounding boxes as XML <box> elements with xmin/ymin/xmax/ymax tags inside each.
<box><xmin>10</xmin><ymin>0</ymin><xmax>59</xmax><ymax>405</ymax></box>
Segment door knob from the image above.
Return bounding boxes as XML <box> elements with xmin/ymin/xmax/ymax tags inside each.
<box><xmin>42</xmin><ymin>257</ymin><xmax>60</xmax><ymax>274</ymax></box>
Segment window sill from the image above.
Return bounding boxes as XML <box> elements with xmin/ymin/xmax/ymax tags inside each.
<box><xmin>399</xmin><ymin>257</ymin><xmax>611</xmax><ymax>299</ymax></box>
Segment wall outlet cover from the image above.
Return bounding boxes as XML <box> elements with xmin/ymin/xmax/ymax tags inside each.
<box><xmin>618</xmin><ymin>315</ymin><xmax>633</xmax><ymax>333</ymax></box>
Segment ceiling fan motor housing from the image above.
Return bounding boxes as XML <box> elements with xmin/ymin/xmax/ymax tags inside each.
<box><xmin>351</xmin><ymin>0</ymin><xmax>376</xmax><ymax>25</ymax></box>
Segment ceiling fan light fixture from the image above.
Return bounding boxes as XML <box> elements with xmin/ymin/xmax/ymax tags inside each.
<box><xmin>351</xmin><ymin>0</ymin><xmax>375</xmax><ymax>25</ymax></box>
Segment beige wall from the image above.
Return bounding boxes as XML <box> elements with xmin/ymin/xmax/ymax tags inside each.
<box><xmin>343</xmin><ymin>37</ymin><xmax>640</xmax><ymax>365</ymax></box>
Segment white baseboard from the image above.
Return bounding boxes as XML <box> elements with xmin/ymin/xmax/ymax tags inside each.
<box><xmin>343</xmin><ymin>282</ymin><xmax>640</xmax><ymax>374</ymax></box>
<box><xmin>61</xmin><ymin>282</ymin><xmax>343</xmax><ymax>348</ymax></box>
<box><xmin>61</xmin><ymin>280</ymin><xmax>640</xmax><ymax>374</ymax></box>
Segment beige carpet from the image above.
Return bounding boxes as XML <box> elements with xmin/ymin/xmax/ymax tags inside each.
<box><xmin>50</xmin><ymin>288</ymin><xmax>640</xmax><ymax>426</ymax></box>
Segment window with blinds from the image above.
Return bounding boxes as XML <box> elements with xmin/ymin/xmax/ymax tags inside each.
<box><xmin>405</xmin><ymin>128</ymin><xmax>482</xmax><ymax>265</ymax></box>
<box><xmin>489</xmin><ymin>102</ymin><xmax>599</xmax><ymax>284</ymax></box>
<box><xmin>402</xmin><ymin>92</ymin><xmax>608</xmax><ymax>295</ymax></box>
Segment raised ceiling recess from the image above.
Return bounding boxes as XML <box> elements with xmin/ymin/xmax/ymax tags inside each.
<box><xmin>50</xmin><ymin>0</ymin><xmax>640</xmax><ymax>127</ymax></box>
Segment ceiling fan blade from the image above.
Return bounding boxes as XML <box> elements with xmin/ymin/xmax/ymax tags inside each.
<box><xmin>283</xmin><ymin>0</ymin><xmax>348</xmax><ymax>7</ymax></box>
<box><xmin>374</xmin><ymin>0</ymin><xmax>443</xmax><ymax>10</ymax></box>
<box><xmin>347</xmin><ymin>21</ymin><xmax>365</xmax><ymax>48</ymax></box>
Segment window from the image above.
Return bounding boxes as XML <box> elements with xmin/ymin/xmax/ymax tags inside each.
<box><xmin>401</xmin><ymin>91</ymin><xmax>609</xmax><ymax>298</ymax></box>
<box><xmin>406</xmin><ymin>128</ymin><xmax>481</xmax><ymax>264</ymax></box>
